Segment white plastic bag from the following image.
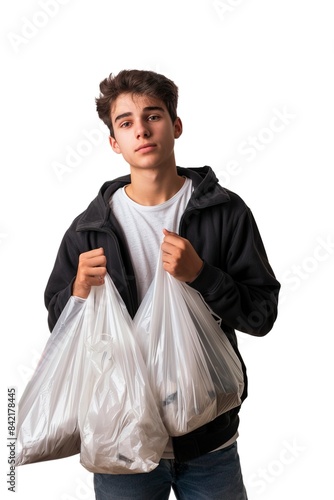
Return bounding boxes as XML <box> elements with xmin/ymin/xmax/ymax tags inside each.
<box><xmin>133</xmin><ymin>252</ymin><xmax>245</xmax><ymax>436</ymax></box>
<box><xmin>15</xmin><ymin>297</ymin><xmax>87</xmax><ymax>465</ymax></box>
<box><xmin>78</xmin><ymin>274</ymin><xmax>169</xmax><ymax>474</ymax></box>
<box><xmin>16</xmin><ymin>274</ymin><xmax>169</xmax><ymax>474</ymax></box>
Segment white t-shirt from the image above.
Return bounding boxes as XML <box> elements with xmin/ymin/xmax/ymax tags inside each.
<box><xmin>109</xmin><ymin>177</ymin><xmax>193</xmax><ymax>302</ymax></box>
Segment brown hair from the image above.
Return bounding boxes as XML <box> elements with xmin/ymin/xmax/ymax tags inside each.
<box><xmin>96</xmin><ymin>69</ymin><xmax>179</xmax><ymax>137</ymax></box>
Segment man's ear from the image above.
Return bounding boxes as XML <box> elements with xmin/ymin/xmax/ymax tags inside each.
<box><xmin>109</xmin><ymin>136</ymin><xmax>122</xmax><ymax>154</ymax></box>
<box><xmin>174</xmin><ymin>117</ymin><xmax>183</xmax><ymax>139</ymax></box>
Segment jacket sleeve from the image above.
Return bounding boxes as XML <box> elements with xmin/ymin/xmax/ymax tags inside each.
<box><xmin>44</xmin><ymin>225</ymin><xmax>84</xmax><ymax>332</ymax></box>
<box><xmin>189</xmin><ymin>206</ymin><xmax>280</xmax><ymax>336</ymax></box>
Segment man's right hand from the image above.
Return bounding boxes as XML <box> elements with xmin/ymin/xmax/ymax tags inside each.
<box><xmin>72</xmin><ymin>248</ymin><xmax>107</xmax><ymax>299</ymax></box>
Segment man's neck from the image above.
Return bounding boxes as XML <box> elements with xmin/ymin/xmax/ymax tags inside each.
<box><xmin>125</xmin><ymin>167</ymin><xmax>185</xmax><ymax>206</ymax></box>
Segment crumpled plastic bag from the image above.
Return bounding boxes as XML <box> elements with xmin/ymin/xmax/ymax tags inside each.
<box><xmin>16</xmin><ymin>274</ymin><xmax>169</xmax><ymax>474</ymax></box>
<box><xmin>78</xmin><ymin>274</ymin><xmax>169</xmax><ymax>473</ymax></box>
<box><xmin>133</xmin><ymin>252</ymin><xmax>245</xmax><ymax>436</ymax></box>
<box><xmin>15</xmin><ymin>297</ymin><xmax>86</xmax><ymax>465</ymax></box>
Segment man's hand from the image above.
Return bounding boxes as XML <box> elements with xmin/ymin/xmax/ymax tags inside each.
<box><xmin>161</xmin><ymin>229</ymin><xmax>203</xmax><ymax>283</ymax></box>
<box><xmin>72</xmin><ymin>248</ymin><xmax>107</xmax><ymax>298</ymax></box>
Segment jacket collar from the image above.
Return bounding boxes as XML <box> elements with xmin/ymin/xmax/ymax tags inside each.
<box><xmin>76</xmin><ymin>166</ymin><xmax>230</xmax><ymax>231</ymax></box>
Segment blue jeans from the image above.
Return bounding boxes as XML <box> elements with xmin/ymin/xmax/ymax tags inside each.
<box><xmin>94</xmin><ymin>442</ymin><xmax>248</xmax><ymax>499</ymax></box>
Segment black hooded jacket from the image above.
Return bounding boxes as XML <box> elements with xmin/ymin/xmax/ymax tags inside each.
<box><xmin>44</xmin><ymin>166</ymin><xmax>280</xmax><ymax>462</ymax></box>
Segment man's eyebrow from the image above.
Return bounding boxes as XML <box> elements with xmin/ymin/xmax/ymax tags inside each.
<box><xmin>114</xmin><ymin>112</ymin><xmax>132</xmax><ymax>123</ymax></box>
<box><xmin>143</xmin><ymin>106</ymin><xmax>165</xmax><ymax>113</ymax></box>
<box><xmin>114</xmin><ymin>106</ymin><xmax>165</xmax><ymax>123</ymax></box>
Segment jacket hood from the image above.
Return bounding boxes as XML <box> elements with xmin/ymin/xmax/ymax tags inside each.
<box><xmin>76</xmin><ymin>166</ymin><xmax>230</xmax><ymax>231</ymax></box>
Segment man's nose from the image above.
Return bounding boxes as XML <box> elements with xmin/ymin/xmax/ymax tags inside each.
<box><xmin>136</xmin><ymin>121</ymin><xmax>151</xmax><ymax>138</ymax></box>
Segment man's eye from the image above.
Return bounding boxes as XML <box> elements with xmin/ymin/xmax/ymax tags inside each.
<box><xmin>120</xmin><ymin>121</ymin><xmax>131</xmax><ymax>128</ymax></box>
<box><xmin>148</xmin><ymin>115</ymin><xmax>160</xmax><ymax>121</ymax></box>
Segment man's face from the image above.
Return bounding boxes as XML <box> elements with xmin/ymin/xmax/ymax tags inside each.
<box><xmin>109</xmin><ymin>93</ymin><xmax>182</xmax><ymax>172</ymax></box>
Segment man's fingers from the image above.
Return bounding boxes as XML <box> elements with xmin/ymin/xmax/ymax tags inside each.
<box><xmin>162</xmin><ymin>228</ymin><xmax>182</xmax><ymax>243</ymax></box>
<box><xmin>80</xmin><ymin>255</ymin><xmax>107</xmax><ymax>269</ymax></box>
<box><xmin>91</xmin><ymin>274</ymin><xmax>105</xmax><ymax>286</ymax></box>
<box><xmin>161</xmin><ymin>229</ymin><xmax>203</xmax><ymax>282</ymax></box>
<box><xmin>73</xmin><ymin>247</ymin><xmax>107</xmax><ymax>298</ymax></box>
<box><xmin>79</xmin><ymin>248</ymin><xmax>105</xmax><ymax>262</ymax></box>
<box><xmin>162</xmin><ymin>229</ymin><xmax>188</xmax><ymax>252</ymax></box>
<box><xmin>78</xmin><ymin>248</ymin><xmax>107</xmax><ymax>275</ymax></box>
<box><xmin>80</xmin><ymin>247</ymin><xmax>105</xmax><ymax>258</ymax></box>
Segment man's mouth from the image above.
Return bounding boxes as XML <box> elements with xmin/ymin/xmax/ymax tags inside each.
<box><xmin>135</xmin><ymin>143</ymin><xmax>157</xmax><ymax>152</ymax></box>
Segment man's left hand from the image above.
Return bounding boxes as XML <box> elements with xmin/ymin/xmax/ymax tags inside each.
<box><xmin>161</xmin><ymin>229</ymin><xmax>203</xmax><ymax>282</ymax></box>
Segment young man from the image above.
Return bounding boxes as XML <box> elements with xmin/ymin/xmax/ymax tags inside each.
<box><xmin>44</xmin><ymin>69</ymin><xmax>280</xmax><ymax>499</ymax></box>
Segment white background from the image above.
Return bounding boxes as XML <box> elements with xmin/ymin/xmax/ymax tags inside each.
<box><xmin>1</xmin><ymin>1</ymin><xmax>333</xmax><ymax>498</ymax></box>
